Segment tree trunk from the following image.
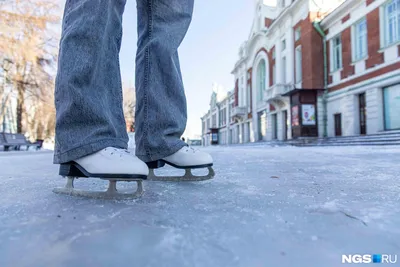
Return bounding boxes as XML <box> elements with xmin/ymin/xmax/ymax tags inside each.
<box><xmin>16</xmin><ymin>81</ymin><xmax>25</xmax><ymax>133</ymax></box>
<box><xmin>0</xmin><ymin>92</ymin><xmax>11</xmax><ymax>124</ymax></box>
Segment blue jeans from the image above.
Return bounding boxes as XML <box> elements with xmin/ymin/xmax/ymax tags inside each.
<box><xmin>54</xmin><ymin>0</ymin><xmax>192</xmax><ymax>164</ymax></box>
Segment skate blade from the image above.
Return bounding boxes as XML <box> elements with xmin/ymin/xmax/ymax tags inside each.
<box><xmin>147</xmin><ymin>166</ymin><xmax>215</xmax><ymax>182</ymax></box>
<box><xmin>53</xmin><ymin>177</ymin><xmax>144</xmax><ymax>200</ymax></box>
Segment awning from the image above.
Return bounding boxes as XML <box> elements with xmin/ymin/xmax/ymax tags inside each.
<box><xmin>282</xmin><ymin>88</ymin><xmax>325</xmax><ymax>97</ymax></box>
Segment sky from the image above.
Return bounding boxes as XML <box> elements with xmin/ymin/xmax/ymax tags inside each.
<box><xmin>58</xmin><ymin>1</ymin><xmax>257</xmax><ymax>139</ymax></box>
<box><xmin>120</xmin><ymin>1</ymin><xmax>257</xmax><ymax>138</ymax></box>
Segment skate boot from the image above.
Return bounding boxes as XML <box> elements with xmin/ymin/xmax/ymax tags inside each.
<box><xmin>146</xmin><ymin>146</ymin><xmax>215</xmax><ymax>181</ymax></box>
<box><xmin>53</xmin><ymin>147</ymin><xmax>148</xmax><ymax>199</ymax></box>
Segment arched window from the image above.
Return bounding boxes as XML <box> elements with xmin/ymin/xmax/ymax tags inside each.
<box><xmin>256</xmin><ymin>59</ymin><xmax>266</xmax><ymax>102</ymax></box>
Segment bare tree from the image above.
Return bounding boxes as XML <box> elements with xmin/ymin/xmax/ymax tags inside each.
<box><xmin>25</xmin><ymin>78</ymin><xmax>56</xmax><ymax>140</ymax></box>
<box><xmin>0</xmin><ymin>0</ymin><xmax>60</xmax><ymax>138</ymax></box>
<box><xmin>0</xmin><ymin>59</ymin><xmax>13</xmax><ymax>121</ymax></box>
<box><xmin>123</xmin><ymin>86</ymin><xmax>136</xmax><ymax>132</ymax></box>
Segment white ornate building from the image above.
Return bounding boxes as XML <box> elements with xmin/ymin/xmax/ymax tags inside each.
<box><xmin>201</xmin><ymin>0</ymin><xmax>400</xmax><ymax>146</ymax></box>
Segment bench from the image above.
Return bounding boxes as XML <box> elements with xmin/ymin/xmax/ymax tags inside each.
<box><xmin>0</xmin><ymin>133</ymin><xmax>9</xmax><ymax>151</ymax></box>
<box><xmin>0</xmin><ymin>133</ymin><xmax>42</xmax><ymax>151</ymax></box>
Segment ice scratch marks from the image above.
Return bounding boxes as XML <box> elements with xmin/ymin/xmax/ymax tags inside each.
<box><xmin>307</xmin><ymin>200</ymin><xmax>367</xmax><ymax>226</ymax></box>
<box><xmin>339</xmin><ymin>211</ymin><xmax>367</xmax><ymax>226</ymax></box>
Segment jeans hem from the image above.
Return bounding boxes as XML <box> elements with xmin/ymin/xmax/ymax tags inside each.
<box><xmin>53</xmin><ymin>138</ymin><xmax>128</xmax><ymax>164</ymax></box>
<box><xmin>136</xmin><ymin>140</ymin><xmax>185</xmax><ymax>162</ymax></box>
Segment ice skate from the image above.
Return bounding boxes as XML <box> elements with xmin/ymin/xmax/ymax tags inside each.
<box><xmin>146</xmin><ymin>146</ymin><xmax>214</xmax><ymax>181</ymax></box>
<box><xmin>53</xmin><ymin>147</ymin><xmax>148</xmax><ymax>199</ymax></box>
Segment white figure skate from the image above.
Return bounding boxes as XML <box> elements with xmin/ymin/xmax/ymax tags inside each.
<box><xmin>53</xmin><ymin>147</ymin><xmax>149</xmax><ymax>199</ymax></box>
<box><xmin>146</xmin><ymin>146</ymin><xmax>214</xmax><ymax>181</ymax></box>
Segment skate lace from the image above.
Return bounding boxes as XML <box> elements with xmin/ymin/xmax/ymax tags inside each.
<box><xmin>184</xmin><ymin>145</ymin><xmax>198</xmax><ymax>154</ymax></box>
<box><xmin>104</xmin><ymin>148</ymin><xmax>131</xmax><ymax>158</ymax></box>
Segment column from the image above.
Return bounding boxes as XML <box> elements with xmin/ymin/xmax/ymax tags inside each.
<box><xmin>367</xmin><ymin>87</ymin><xmax>384</xmax><ymax>134</ymax></box>
<box><xmin>216</xmin><ymin>107</ymin><xmax>220</xmax><ymax>129</ymax></box>
<box><xmin>239</xmin><ymin>124</ymin><xmax>241</xmax><ymax>143</ymax></box>
<box><xmin>317</xmin><ymin>95</ymin><xmax>325</xmax><ymax>138</ymax></box>
<box><xmin>343</xmin><ymin>94</ymin><xmax>356</xmax><ymax>136</ymax></box>
<box><xmin>287</xmin><ymin>109</ymin><xmax>292</xmax><ymax>140</ymax></box>
<box><xmin>277</xmin><ymin>111</ymin><xmax>283</xmax><ymax>140</ymax></box>
<box><xmin>286</xmin><ymin>27</ymin><xmax>295</xmax><ymax>84</ymax></box>
<box><xmin>275</xmin><ymin>40</ymin><xmax>283</xmax><ymax>84</ymax></box>
<box><xmin>226</xmin><ymin>103</ymin><xmax>231</xmax><ymax>144</ymax></box>
<box><xmin>266</xmin><ymin>114</ymin><xmax>273</xmax><ymax>140</ymax></box>
<box><xmin>249</xmin><ymin>120</ymin><xmax>255</xmax><ymax>142</ymax></box>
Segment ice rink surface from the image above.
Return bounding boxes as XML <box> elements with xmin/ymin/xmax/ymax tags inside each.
<box><xmin>0</xmin><ymin>145</ymin><xmax>399</xmax><ymax>267</ymax></box>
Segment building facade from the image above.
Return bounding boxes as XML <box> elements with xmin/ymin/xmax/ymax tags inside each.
<box><xmin>201</xmin><ymin>0</ymin><xmax>400</xmax><ymax>146</ymax></box>
<box><xmin>322</xmin><ymin>0</ymin><xmax>400</xmax><ymax>136</ymax></box>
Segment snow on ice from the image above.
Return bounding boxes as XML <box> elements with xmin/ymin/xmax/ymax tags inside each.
<box><xmin>0</xmin><ymin>144</ymin><xmax>399</xmax><ymax>267</ymax></box>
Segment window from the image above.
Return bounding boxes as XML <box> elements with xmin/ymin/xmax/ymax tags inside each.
<box><xmin>243</xmin><ymin>86</ymin><xmax>246</xmax><ymax>107</ymax></box>
<box><xmin>256</xmin><ymin>60</ymin><xmax>266</xmax><ymax>102</ymax></box>
<box><xmin>212</xmin><ymin>114</ymin><xmax>216</xmax><ymax>128</ymax></box>
<box><xmin>272</xmin><ymin>48</ymin><xmax>276</xmax><ymax>59</ymax></box>
<box><xmin>242</xmin><ymin>85</ymin><xmax>246</xmax><ymax>107</ymax></box>
<box><xmin>282</xmin><ymin>56</ymin><xmax>287</xmax><ymax>83</ymax></box>
<box><xmin>282</xmin><ymin>39</ymin><xmax>286</xmax><ymax>51</ymax></box>
<box><xmin>331</xmin><ymin>35</ymin><xmax>342</xmax><ymax>71</ymax></box>
<box><xmin>219</xmin><ymin>108</ymin><xmax>226</xmax><ymax>126</ymax></box>
<box><xmin>239</xmin><ymin>77</ymin><xmax>245</xmax><ymax>107</ymax></box>
<box><xmin>272</xmin><ymin>64</ymin><xmax>276</xmax><ymax>85</ymax></box>
<box><xmin>223</xmin><ymin>109</ymin><xmax>227</xmax><ymax>125</ymax></box>
<box><xmin>247</xmin><ymin>84</ymin><xmax>251</xmax><ymax>108</ymax></box>
<box><xmin>352</xmin><ymin>18</ymin><xmax>367</xmax><ymax>61</ymax></box>
<box><xmin>230</xmin><ymin>103</ymin><xmax>235</xmax><ymax>122</ymax></box>
<box><xmin>383</xmin><ymin>0</ymin><xmax>400</xmax><ymax>47</ymax></box>
<box><xmin>295</xmin><ymin>46</ymin><xmax>302</xmax><ymax>83</ymax></box>
<box><xmin>238</xmin><ymin>86</ymin><xmax>242</xmax><ymax>107</ymax></box>
<box><xmin>295</xmin><ymin>27</ymin><xmax>301</xmax><ymax>41</ymax></box>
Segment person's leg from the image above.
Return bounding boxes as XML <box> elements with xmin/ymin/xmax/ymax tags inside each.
<box><xmin>54</xmin><ymin>0</ymin><xmax>128</xmax><ymax>164</ymax></box>
<box><xmin>134</xmin><ymin>0</ymin><xmax>193</xmax><ymax>163</ymax></box>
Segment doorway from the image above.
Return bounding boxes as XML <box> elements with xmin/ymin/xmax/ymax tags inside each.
<box><xmin>383</xmin><ymin>85</ymin><xmax>400</xmax><ymax>130</ymax></box>
<box><xmin>334</xmin><ymin>113</ymin><xmax>342</xmax><ymax>136</ymax></box>
<box><xmin>282</xmin><ymin>110</ymin><xmax>288</xmax><ymax>140</ymax></box>
<box><xmin>359</xmin><ymin>93</ymin><xmax>366</xmax><ymax>135</ymax></box>
<box><xmin>271</xmin><ymin>114</ymin><xmax>278</xmax><ymax>139</ymax></box>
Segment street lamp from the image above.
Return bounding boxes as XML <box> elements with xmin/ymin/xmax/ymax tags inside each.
<box><xmin>2</xmin><ymin>59</ymin><xmax>13</xmax><ymax>132</ymax></box>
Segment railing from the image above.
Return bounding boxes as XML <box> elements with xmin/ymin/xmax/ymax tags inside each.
<box><xmin>264</xmin><ymin>84</ymin><xmax>293</xmax><ymax>100</ymax></box>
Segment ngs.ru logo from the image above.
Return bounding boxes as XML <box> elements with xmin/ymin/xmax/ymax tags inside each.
<box><xmin>342</xmin><ymin>254</ymin><xmax>397</xmax><ymax>264</ymax></box>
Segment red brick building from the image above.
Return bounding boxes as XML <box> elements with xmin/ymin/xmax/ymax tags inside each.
<box><xmin>321</xmin><ymin>0</ymin><xmax>400</xmax><ymax>136</ymax></box>
<box><xmin>201</xmin><ymin>0</ymin><xmax>400</xmax><ymax>145</ymax></box>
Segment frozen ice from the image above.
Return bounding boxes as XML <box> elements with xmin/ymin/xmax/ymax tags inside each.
<box><xmin>128</xmin><ymin>132</ymin><xmax>135</xmax><ymax>150</ymax></box>
<box><xmin>0</xmin><ymin>144</ymin><xmax>399</xmax><ymax>267</ymax></box>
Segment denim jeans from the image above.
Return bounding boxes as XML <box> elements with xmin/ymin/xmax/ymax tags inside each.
<box><xmin>54</xmin><ymin>0</ymin><xmax>192</xmax><ymax>164</ymax></box>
